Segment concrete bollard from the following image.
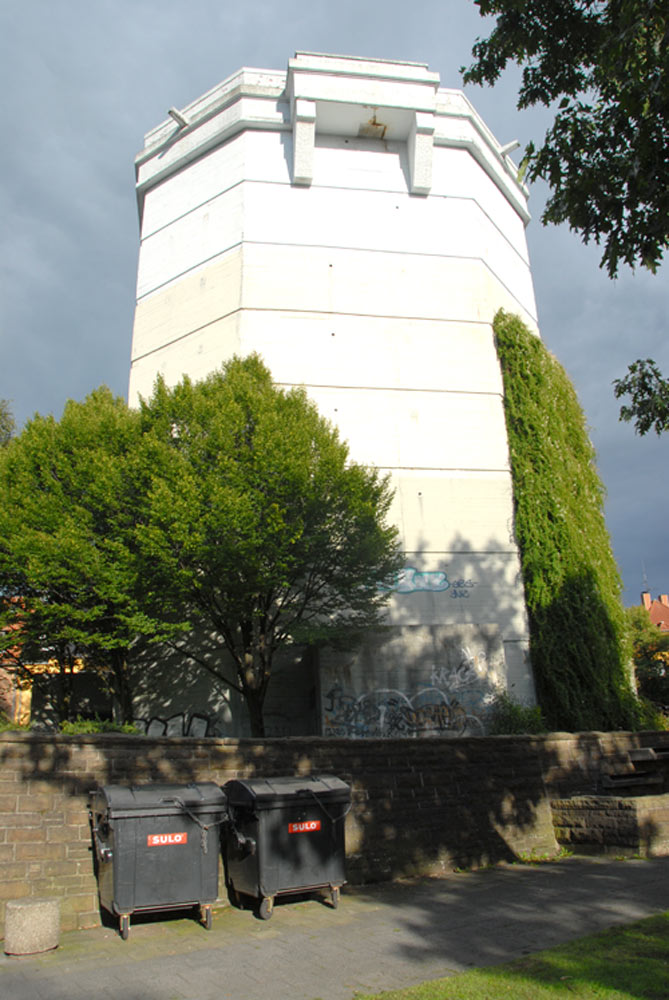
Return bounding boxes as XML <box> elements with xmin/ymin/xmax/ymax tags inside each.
<box><xmin>4</xmin><ymin>897</ymin><xmax>61</xmax><ymax>955</ymax></box>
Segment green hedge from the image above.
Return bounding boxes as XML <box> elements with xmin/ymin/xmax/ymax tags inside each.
<box><xmin>58</xmin><ymin>716</ymin><xmax>140</xmax><ymax>735</ymax></box>
<box><xmin>494</xmin><ymin>310</ymin><xmax>639</xmax><ymax>731</ymax></box>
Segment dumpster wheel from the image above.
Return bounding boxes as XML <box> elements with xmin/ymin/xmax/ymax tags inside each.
<box><xmin>258</xmin><ymin>896</ymin><xmax>274</xmax><ymax>920</ymax></box>
<box><xmin>119</xmin><ymin>914</ymin><xmax>130</xmax><ymax>941</ymax></box>
<box><xmin>201</xmin><ymin>904</ymin><xmax>213</xmax><ymax>931</ymax></box>
<box><xmin>330</xmin><ymin>886</ymin><xmax>340</xmax><ymax>909</ymax></box>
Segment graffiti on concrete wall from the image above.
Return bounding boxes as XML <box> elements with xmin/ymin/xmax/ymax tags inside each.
<box><xmin>379</xmin><ymin>567</ymin><xmax>449</xmax><ymax>593</ymax></box>
<box><xmin>319</xmin><ymin>625</ymin><xmax>505</xmax><ymax>739</ymax></box>
<box><xmin>430</xmin><ymin>646</ymin><xmax>486</xmax><ymax>691</ymax></box>
<box><xmin>133</xmin><ymin>712</ymin><xmax>211</xmax><ymax>737</ymax></box>
<box><xmin>323</xmin><ymin>684</ymin><xmax>486</xmax><ymax>738</ymax></box>
<box><xmin>379</xmin><ymin>568</ymin><xmax>477</xmax><ymax>597</ymax></box>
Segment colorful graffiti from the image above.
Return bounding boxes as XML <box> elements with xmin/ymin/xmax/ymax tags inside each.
<box><xmin>323</xmin><ymin>685</ymin><xmax>485</xmax><ymax>738</ymax></box>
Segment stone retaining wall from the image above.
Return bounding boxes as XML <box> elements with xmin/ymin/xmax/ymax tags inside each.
<box><xmin>552</xmin><ymin>794</ymin><xmax>669</xmax><ymax>856</ymax></box>
<box><xmin>2</xmin><ymin>729</ymin><xmax>669</xmax><ymax>937</ymax></box>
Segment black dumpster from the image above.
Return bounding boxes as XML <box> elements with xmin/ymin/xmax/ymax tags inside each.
<box><xmin>224</xmin><ymin>774</ymin><xmax>350</xmax><ymax>919</ymax></box>
<box><xmin>89</xmin><ymin>782</ymin><xmax>227</xmax><ymax>939</ymax></box>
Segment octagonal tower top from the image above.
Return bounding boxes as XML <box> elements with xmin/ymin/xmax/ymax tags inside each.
<box><xmin>134</xmin><ymin>52</ymin><xmax>529</xmax><ymax>223</ymax></box>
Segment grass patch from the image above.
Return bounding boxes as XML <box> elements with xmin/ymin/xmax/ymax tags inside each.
<box><xmin>514</xmin><ymin>845</ymin><xmax>573</xmax><ymax>865</ymax></box>
<box><xmin>0</xmin><ymin>712</ymin><xmax>30</xmax><ymax>732</ymax></box>
<box><xmin>355</xmin><ymin>912</ymin><xmax>669</xmax><ymax>999</ymax></box>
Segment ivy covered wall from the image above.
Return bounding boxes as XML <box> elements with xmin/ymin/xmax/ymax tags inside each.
<box><xmin>494</xmin><ymin>310</ymin><xmax>638</xmax><ymax>731</ymax></box>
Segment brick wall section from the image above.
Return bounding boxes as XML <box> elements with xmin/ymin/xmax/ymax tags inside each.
<box><xmin>552</xmin><ymin>794</ymin><xmax>669</xmax><ymax>855</ymax></box>
<box><xmin>1</xmin><ymin>729</ymin><xmax>668</xmax><ymax>937</ymax></box>
<box><xmin>538</xmin><ymin>731</ymin><xmax>669</xmax><ymax>797</ymax></box>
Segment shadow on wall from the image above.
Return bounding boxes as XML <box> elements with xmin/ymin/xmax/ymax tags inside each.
<box><xmin>5</xmin><ymin>725</ymin><xmax>669</xmax><ymax>928</ymax></box>
<box><xmin>318</xmin><ymin>527</ymin><xmax>533</xmax><ymax>740</ymax></box>
<box><xmin>0</xmin><ymin>525</ymin><xmax>642</xmax><ymax>912</ymax></box>
<box><xmin>320</xmin><ymin>624</ymin><xmax>504</xmax><ymax>738</ymax></box>
<box><xmin>638</xmin><ymin>816</ymin><xmax>662</xmax><ymax>856</ymax></box>
<box><xmin>0</xmin><ymin>729</ymin><xmax>566</xmax><ymax>883</ymax></box>
<box><xmin>130</xmin><ymin>633</ymin><xmax>243</xmax><ymax>737</ymax></box>
<box><xmin>130</xmin><ymin>635</ymin><xmax>318</xmax><ymax>738</ymax></box>
<box><xmin>30</xmin><ymin>671</ymin><xmax>113</xmax><ymax>727</ymax></box>
<box><xmin>86</xmin><ymin>523</ymin><xmax>532</xmax><ymax>741</ymax></box>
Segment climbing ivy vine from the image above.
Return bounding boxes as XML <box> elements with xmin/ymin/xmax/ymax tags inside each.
<box><xmin>494</xmin><ymin>310</ymin><xmax>640</xmax><ymax>731</ymax></box>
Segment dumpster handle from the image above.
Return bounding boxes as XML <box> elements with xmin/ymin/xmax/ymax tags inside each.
<box><xmin>89</xmin><ymin>811</ymin><xmax>113</xmax><ymax>863</ymax></box>
<box><xmin>305</xmin><ymin>789</ymin><xmax>352</xmax><ymax>824</ymax></box>
<box><xmin>160</xmin><ymin>797</ymin><xmax>227</xmax><ymax>854</ymax></box>
<box><xmin>228</xmin><ymin>816</ymin><xmax>257</xmax><ymax>857</ymax></box>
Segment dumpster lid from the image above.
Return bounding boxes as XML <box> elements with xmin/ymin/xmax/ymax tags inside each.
<box><xmin>225</xmin><ymin>775</ymin><xmax>350</xmax><ymax>809</ymax></box>
<box><xmin>91</xmin><ymin>782</ymin><xmax>226</xmax><ymax>819</ymax></box>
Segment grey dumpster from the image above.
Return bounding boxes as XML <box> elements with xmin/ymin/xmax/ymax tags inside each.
<box><xmin>89</xmin><ymin>782</ymin><xmax>227</xmax><ymax>939</ymax></box>
<box><xmin>224</xmin><ymin>774</ymin><xmax>350</xmax><ymax>919</ymax></box>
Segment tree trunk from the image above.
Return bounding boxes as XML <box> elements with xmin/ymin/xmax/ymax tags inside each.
<box><xmin>54</xmin><ymin>645</ymin><xmax>77</xmax><ymax>723</ymax></box>
<box><xmin>109</xmin><ymin>648</ymin><xmax>134</xmax><ymax>724</ymax></box>
<box><xmin>244</xmin><ymin>686</ymin><xmax>266</xmax><ymax>737</ymax></box>
<box><xmin>238</xmin><ymin>636</ymin><xmax>272</xmax><ymax>738</ymax></box>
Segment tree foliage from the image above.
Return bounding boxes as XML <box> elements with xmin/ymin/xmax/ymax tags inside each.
<box><xmin>626</xmin><ymin>605</ymin><xmax>669</xmax><ymax>709</ymax></box>
<box><xmin>494</xmin><ymin>310</ymin><xmax>639</xmax><ymax>731</ymax></box>
<box><xmin>613</xmin><ymin>358</ymin><xmax>669</xmax><ymax>436</ymax></box>
<box><xmin>0</xmin><ymin>388</ymin><xmax>183</xmax><ymax>722</ymax></box>
<box><xmin>0</xmin><ymin>357</ymin><xmax>400</xmax><ymax>734</ymax></box>
<box><xmin>0</xmin><ymin>399</ymin><xmax>15</xmax><ymax>447</ymax></box>
<box><xmin>463</xmin><ymin>0</ymin><xmax>669</xmax><ymax>278</ymax></box>
<box><xmin>137</xmin><ymin>355</ymin><xmax>402</xmax><ymax>736</ymax></box>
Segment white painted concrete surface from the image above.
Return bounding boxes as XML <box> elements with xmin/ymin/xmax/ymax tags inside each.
<box><xmin>128</xmin><ymin>53</ymin><xmax>541</xmax><ymax>733</ymax></box>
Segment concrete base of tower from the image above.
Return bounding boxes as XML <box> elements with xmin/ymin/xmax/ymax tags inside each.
<box><xmin>318</xmin><ymin>624</ymin><xmax>534</xmax><ymax>739</ymax></box>
<box><xmin>126</xmin><ymin>622</ymin><xmax>534</xmax><ymax>739</ymax></box>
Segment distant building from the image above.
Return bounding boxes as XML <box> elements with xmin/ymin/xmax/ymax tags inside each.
<box><xmin>0</xmin><ymin>605</ymin><xmax>109</xmax><ymax>726</ymax></box>
<box><xmin>0</xmin><ymin>614</ymin><xmax>33</xmax><ymax>724</ymax></box>
<box><xmin>127</xmin><ymin>53</ymin><xmax>541</xmax><ymax>737</ymax></box>
<box><xmin>641</xmin><ymin>592</ymin><xmax>669</xmax><ymax>634</ymax></box>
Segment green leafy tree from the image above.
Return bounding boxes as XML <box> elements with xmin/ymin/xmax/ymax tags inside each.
<box><xmin>613</xmin><ymin>359</ymin><xmax>669</xmax><ymax>436</ymax></box>
<box><xmin>0</xmin><ymin>388</ymin><xmax>184</xmax><ymax>723</ymax></box>
<box><xmin>0</xmin><ymin>399</ymin><xmax>15</xmax><ymax>447</ymax></box>
<box><xmin>463</xmin><ymin>3</ymin><xmax>669</xmax><ymax>434</ymax></box>
<box><xmin>138</xmin><ymin>355</ymin><xmax>402</xmax><ymax>737</ymax></box>
<box><xmin>463</xmin><ymin>0</ymin><xmax>669</xmax><ymax>278</ymax></box>
<box><xmin>626</xmin><ymin>605</ymin><xmax>669</xmax><ymax>708</ymax></box>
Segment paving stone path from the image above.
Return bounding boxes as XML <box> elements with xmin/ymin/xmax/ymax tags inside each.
<box><xmin>2</xmin><ymin>856</ymin><xmax>668</xmax><ymax>1000</ymax></box>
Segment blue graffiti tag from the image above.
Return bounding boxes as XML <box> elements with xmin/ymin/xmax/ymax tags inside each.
<box><xmin>379</xmin><ymin>567</ymin><xmax>450</xmax><ymax>594</ymax></box>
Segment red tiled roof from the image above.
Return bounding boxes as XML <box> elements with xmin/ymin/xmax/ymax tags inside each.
<box><xmin>649</xmin><ymin>601</ymin><xmax>669</xmax><ymax>632</ymax></box>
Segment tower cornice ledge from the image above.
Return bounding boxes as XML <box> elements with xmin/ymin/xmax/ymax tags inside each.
<box><xmin>135</xmin><ymin>52</ymin><xmax>529</xmax><ymax>224</ymax></box>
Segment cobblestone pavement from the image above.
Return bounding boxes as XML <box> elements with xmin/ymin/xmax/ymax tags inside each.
<box><xmin>2</xmin><ymin>856</ymin><xmax>668</xmax><ymax>1000</ymax></box>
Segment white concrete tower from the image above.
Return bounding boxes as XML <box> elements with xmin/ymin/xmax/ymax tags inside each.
<box><xmin>129</xmin><ymin>53</ymin><xmax>539</xmax><ymax>737</ymax></box>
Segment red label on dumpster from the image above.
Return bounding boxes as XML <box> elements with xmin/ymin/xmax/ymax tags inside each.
<box><xmin>288</xmin><ymin>820</ymin><xmax>321</xmax><ymax>834</ymax></box>
<box><xmin>146</xmin><ymin>832</ymin><xmax>188</xmax><ymax>847</ymax></box>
